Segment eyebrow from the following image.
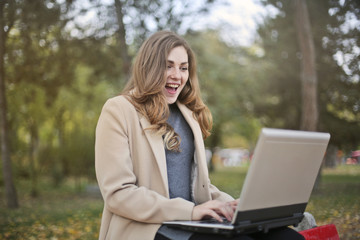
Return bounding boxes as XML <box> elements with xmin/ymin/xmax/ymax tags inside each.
<box><xmin>167</xmin><ymin>60</ymin><xmax>188</xmax><ymax>65</ymax></box>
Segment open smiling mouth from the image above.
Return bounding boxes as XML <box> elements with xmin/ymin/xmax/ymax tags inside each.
<box><xmin>165</xmin><ymin>83</ymin><xmax>179</xmax><ymax>94</ymax></box>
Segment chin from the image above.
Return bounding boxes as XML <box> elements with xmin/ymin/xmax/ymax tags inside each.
<box><xmin>166</xmin><ymin>97</ymin><xmax>178</xmax><ymax>104</ymax></box>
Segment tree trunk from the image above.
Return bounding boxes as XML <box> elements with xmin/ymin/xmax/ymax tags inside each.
<box><xmin>324</xmin><ymin>144</ymin><xmax>338</xmax><ymax>168</ymax></box>
<box><xmin>54</xmin><ymin>107</ymin><xmax>65</xmax><ymax>186</ymax></box>
<box><xmin>294</xmin><ymin>0</ymin><xmax>318</xmax><ymax>131</ymax></box>
<box><xmin>29</xmin><ymin>120</ymin><xmax>39</xmax><ymax>197</ymax></box>
<box><xmin>294</xmin><ymin>0</ymin><xmax>322</xmax><ymax>190</ymax></box>
<box><xmin>0</xmin><ymin>1</ymin><xmax>19</xmax><ymax>209</ymax></box>
<box><xmin>207</xmin><ymin>124</ymin><xmax>223</xmax><ymax>172</ymax></box>
<box><xmin>114</xmin><ymin>0</ymin><xmax>131</xmax><ymax>77</ymax></box>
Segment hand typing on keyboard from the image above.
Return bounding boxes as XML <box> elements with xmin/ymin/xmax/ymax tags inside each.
<box><xmin>191</xmin><ymin>199</ymin><xmax>238</xmax><ymax>223</ymax></box>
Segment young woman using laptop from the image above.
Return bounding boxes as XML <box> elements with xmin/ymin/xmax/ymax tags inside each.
<box><xmin>95</xmin><ymin>31</ymin><xmax>304</xmax><ymax>240</ymax></box>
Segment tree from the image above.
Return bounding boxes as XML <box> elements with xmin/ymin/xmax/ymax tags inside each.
<box><xmin>316</xmin><ymin>0</ymin><xmax>360</xmax><ymax>152</ymax></box>
<box><xmin>3</xmin><ymin>0</ymin><xmax>77</xmax><ymax>199</ymax></box>
<box><xmin>0</xmin><ymin>0</ymin><xmax>18</xmax><ymax>208</ymax></box>
<box><xmin>0</xmin><ymin>0</ymin><xmax>227</xmax><ymax>200</ymax></box>
<box><xmin>114</xmin><ymin>0</ymin><xmax>131</xmax><ymax>76</ymax></box>
<box><xmin>294</xmin><ymin>0</ymin><xmax>318</xmax><ymax>131</ymax></box>
<box><xmin>255</xmin><ymin>0</ymin><xmax>360</xmax><ymax>152</ymax></box>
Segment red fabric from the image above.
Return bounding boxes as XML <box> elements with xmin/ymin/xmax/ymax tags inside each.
<box><xmin>352</xmin><ymin>150</ymin><xmax>360</xmax><ymax>157</ymax></box>
<box><xmin>299</xmin><ymin>224</ymin><xmax>339</xmax><ymax>240</ymax></box>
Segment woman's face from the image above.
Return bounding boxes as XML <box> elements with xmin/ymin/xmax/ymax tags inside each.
<box><xmin>163</xmin><ymin>46</ymin><xmax>189</xmax><ymax>104</ymax></box>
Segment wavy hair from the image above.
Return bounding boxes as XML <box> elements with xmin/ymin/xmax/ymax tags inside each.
<box><xmin>122</xmin><ymin>31</ymin><xmax>212</xmax><ymax>151</ymax></box>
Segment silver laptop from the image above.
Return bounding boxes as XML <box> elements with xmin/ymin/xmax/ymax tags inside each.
<box><xmin>163</xmin><ymin>128</ymin><xmax>330</xmax><ymax>236</ymax></box>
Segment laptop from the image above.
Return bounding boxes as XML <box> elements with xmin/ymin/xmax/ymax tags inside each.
<box><xmin>163</xmin><ymin>128</ymin><xmax>330</xmax><ymax>236</ymax></box>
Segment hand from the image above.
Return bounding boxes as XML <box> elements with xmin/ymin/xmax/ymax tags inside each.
<box><xmin>228</xmin><ymin>199</ymin><xmax>238</xmax><ymax>211</ymax></box>
<box><xmin>191</xmin><ymin>199</ymin><xmax>237</xmax><ymax>222</ymax></box>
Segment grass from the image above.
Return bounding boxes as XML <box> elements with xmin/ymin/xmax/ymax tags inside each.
<box><xmin>306</xmin><ymin>166</ymin><xmax>360</xmax><ymax>239</ymax></box>
<box><xmin>0</xmin><ymin>165</ymin><xmax>359</xmax><ymax>240</ymax></box>
<box><xmin>0</xmin><ymin>178</ymin><xmax>103</xmax><ymax>240</ymax></box>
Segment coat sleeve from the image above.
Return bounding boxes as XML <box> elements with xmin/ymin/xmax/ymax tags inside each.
<box><xmin>95</xmin><ymin>97</ymin><xmax>194</xmax><ymax>224</ymax></box>
<box><xmin>209</xmin><ymin>182</ymin><xmax>235</xmax><ymax>202</ymax></box>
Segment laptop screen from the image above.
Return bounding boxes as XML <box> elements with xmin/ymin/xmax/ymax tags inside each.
<box><xmin>233</xmin><ymin>128</ymin><xmax>330</xmax><ymax>224</ymax></box>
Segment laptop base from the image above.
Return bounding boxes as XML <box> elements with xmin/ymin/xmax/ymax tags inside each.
<box><xmin>164</xmin><ymin>213</ymin><xmax>304</xmax><ymax>237</ymax></box>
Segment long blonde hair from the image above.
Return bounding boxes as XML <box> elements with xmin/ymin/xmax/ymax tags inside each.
<box><xmin>122</xmin><ymin>31</ymin><xmax>212</xmax><ymax>151</ymax></box>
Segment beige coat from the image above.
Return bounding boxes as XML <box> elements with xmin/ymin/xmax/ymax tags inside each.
<box><xmin>95</xmin><ymin>96</ymin><xmax>233</xmax><ymax>240</ymax></box>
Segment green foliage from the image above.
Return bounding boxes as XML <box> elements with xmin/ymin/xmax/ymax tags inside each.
<box><xmin>1</xmin><ymin>0</ymin><xmax>231</xmax><ymax>202</ymax></box>
<box><xmin>2</xmin><ymin>0</ymin><xmax>359</xmax><ymax>212</ymax></box>
<box><xmin>257</xmin><ymin>0</ymin><xmax>360</xmax><ymax>150</ymax></box>
<box><xmin>6</xmin><ymin>0</ymin><xmax>75</xmax><ymax>101</ymax></box>
<box><xmin>2</xmin><ymin>0</ymin><xmax>123</xmax><ymax>192</ymax></box>
<box><xmin>186</xmin><ymin>30</ymin><xmax>262</xmax><ymax>149</ymax></box>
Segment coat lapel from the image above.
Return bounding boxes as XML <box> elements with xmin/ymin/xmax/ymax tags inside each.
<box><xmin>176</xmin><ymin>103</ymin><xmax>203</xmax><ymax>149</ymax></box>
<box><xmin>177</xmin><ymin>102</ymin><xmax>210</xmax><ymax>203</ymax></box>
<box><xmin>138</xmin><ymin>114</ymin><xmax>169</xmax><ymax>196</ymax></box>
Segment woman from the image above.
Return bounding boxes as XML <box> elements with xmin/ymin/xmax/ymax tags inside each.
<box><xmin>95</xmin><ymin>31</ymin><xmax>304</xmax><ymax>240</ymax></box>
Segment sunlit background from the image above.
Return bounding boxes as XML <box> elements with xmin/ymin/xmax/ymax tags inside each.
<box><xmin>0</xmin><ymin>0</ymin><xmax>359</xmax><ymax>239</ymax></box>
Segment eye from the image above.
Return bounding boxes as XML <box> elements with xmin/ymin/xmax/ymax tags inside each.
<box><xmin>181</xmin><ymin>66</ymin><xmax>188</xmax><ymax>71</ymax></box>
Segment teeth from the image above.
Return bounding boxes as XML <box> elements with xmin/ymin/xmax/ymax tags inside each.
<box><xmin>166</xmin><ymin>84</ymin><xmax>179</xmax><ymax>88</ymax></box>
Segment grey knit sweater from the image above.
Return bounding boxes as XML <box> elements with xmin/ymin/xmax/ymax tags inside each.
<box><xmin>157</xmin><ymin>103</ymin><xmax>195</xmax><ymax>240</ymax></box>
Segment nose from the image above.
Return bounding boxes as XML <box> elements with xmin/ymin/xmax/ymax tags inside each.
<box><xmin>170</xmin><ymin>67</ymin><xmax>181</xmax><ymax>79</ymax></box>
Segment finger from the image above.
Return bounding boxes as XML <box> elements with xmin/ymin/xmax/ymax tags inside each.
<box><xmin>230</xmin><ymin>199</ymin><xmax>238</xmax><ymax>206</ymax></box>
<box><xmin>226</xmin><ymin>204</ymin><xmax>234</xmax><ymax>220</ymax></box>
<box><xmin>224</xmin><ymin>202</ymin><xmax>236</xmax><ymax>215</ymax></box>
<box><xmin>215</xmin><ymin>203</ymin><xmax>233</xmax><ymax>221</ymax></box>
<box><xmin>230</xmin><ymin>201</ymin><xmax>237</xmax><ymax>210</ymax></box>
<box><xmin>192</xmin><ymin>202</ymin><xmax>224</xmax><ymax>222</ymax></box>
<box><xmin>227</xmin><ymin>200</ymin><xmax>238</xmax><ymax>211</ymax></box>
<box><xmin>206</xmin><ymin>209</ymin><xmax>223</xmax><ymax>222</ymax></box>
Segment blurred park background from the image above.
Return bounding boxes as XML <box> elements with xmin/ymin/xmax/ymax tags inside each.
<box><xmin>0</xmin><ymin>0</ymin><xmax>359</xmax><ymax>239</ymax></box>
